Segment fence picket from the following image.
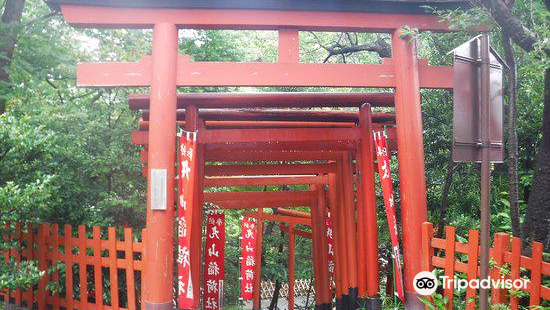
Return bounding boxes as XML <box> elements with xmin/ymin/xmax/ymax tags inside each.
<box><xmin>92</xmin><ymin>226</ymin><xmax>104</xmax><ymax>310</ymax></box>
<box><xmin>13</xmin><ymin>223</ymin><xmax>22</xmax><ymax>305</ymax></box>
<box><xmin>25</xmin><ymin>223</ymin><xmax>35</xmax><ymax>308</ymax></box>
<box><xmin>52</xmin><ymin>224</ymin><xmax>61</xmax><ymax>310</ymax></box>
<box><xmin>1</xmin><ymin>222</ymin><xmax>143</xmax><ymax>310</ymax></box>
<box><xmin>465</xmin><ymin>229</ymin><xmax>479</xmax><ymax>310</ymax></box>
<box><xmin>443</xmin><ymin>226</ymin><xmax>456</xmax><ymax>310</ymax></box>
<box><xmin>64</xmin><ymin>224</ymin><xmax>74</xmax><ymax>310</ymax></box>
<box><xmin>529</xmin><ymin>241</ymin><xmax>543</xmax><ymax>306</ymax></box>
<box><xmin>124</xmin><ymin>228</ymin><xmax>136</xmax><ymax>310</ymax></box>
<box><xmin>108</xmin><ymin>227</ymin><xmax>120</xmax><ymax>309</ymax></box>
<box><xmin>421</xmin><ymin>222</ymin><xmax>548</xmax><ymax>310</ymax></box>
<box><xmin>509</xmin><ymin>237</ymin><xmax>522</xmax><ymax>310</ymax></box>
<box><xmin>78</xmin><ymin>225</ymin><xmax>88</xmax><ymax>310</ymax></box>
<box><xmin>3</xmin><ymin>220</ymin><xmax>547</xmax><ymax>310</ymax></box>
<box><xmin>491</xmin><ymin>233</ymin><xmax>510</xmax><ymax>305</ymax></box>
<box><xmin>421</xmin><ymin>222</ymin><xmax>434</xmax><ymax>272</ymax></box>
<box><xmin>37</xmin><ymin>224</ymin><xmax>48</xmax><ymax>310</ymax></box>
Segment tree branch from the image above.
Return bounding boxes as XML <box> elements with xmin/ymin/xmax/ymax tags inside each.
<box><xmin>478</xmin><ymin>0</ymin><xmax>539</xmax><ymax>52</ymax></box>
<box><xmin>310</xmin><ymin>32</ymin><xmax>391</xmax><ymax>63</ymax></box>
<box><xmin>21</xmin><ymin>11</ymin><xmax>59</xmax><ymax>28</ymax></box>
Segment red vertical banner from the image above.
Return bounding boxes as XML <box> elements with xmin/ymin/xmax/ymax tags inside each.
<box><xmin>177</xmin><ymin>131</ymin><xmax>197</xmax><ymax>308</ymax></box>
<box><xmin>326</xmin><ymin>209</ymin><xmax>335</xmax><ymax>290</ymax></box>
<box><xmin>373</xmin><ymin>131</ymin><xmax>405</xmax><ymax>303</ymax></box>
<box><xmin>204</xmin><ymin>212</ymin><xmax>225</xmax><ymax>310</ymax></box>
<box><xmin>240</xmin><ymin>218</ymin><xmax>257</xmax><ymax>300</ymax></box>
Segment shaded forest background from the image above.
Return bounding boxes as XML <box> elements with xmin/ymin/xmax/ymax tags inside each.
<box><xmin>0</xmin><ymin>0</ymin><xmax>548</xmax><ymax>309</ymax></box>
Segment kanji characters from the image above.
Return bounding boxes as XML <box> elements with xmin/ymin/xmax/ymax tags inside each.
<box><xmin>177</xmin><ymin>245</ymin><xmax>190</xmax><ymax>267</ymax></box>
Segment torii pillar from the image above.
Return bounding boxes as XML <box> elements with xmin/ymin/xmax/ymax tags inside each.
<box><xmin>143</xmin><ymin>23</ymin><xmax>178</xmax><ymax>310</ymax></box>
<box><xmin>392</xmin><ymin>29</ymin><xmax>428</xmax><ymax>310</ymax></box>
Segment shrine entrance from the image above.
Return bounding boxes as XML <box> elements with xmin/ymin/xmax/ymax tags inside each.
<box><xmin>48</xmin><ymin>1</ymin><xmax>460</xmax><ymax>309</ymax></box>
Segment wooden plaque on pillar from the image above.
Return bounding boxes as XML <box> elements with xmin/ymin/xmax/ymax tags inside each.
<box><xmin>451</xmin><ymin>36</ymin><xmax>505</xmax><ymax>163</ymax></box>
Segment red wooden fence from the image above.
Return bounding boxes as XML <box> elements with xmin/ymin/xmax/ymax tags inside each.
<box><xmin>422</xmin><ymin>222</ymin><xmax>549</xmax><ymax>310</ymax></box>
<box><xmin>1</xmin><ymin>222</ymin><xmax>146</xmax><ymax>310</ymax></box>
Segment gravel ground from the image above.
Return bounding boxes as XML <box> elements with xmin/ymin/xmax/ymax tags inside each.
<box><xmin>243</xmin><ymin>296</ymin><xmax>313</xmax><ymax>309</ymax></box>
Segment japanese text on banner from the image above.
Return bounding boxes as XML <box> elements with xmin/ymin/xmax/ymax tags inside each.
<box><xmin>177</xmin><ymin>131</ymin><xmax>197</xmax><ymax>308</ymax></box>
<box><xmin>240</xmin><ymin>218</ymin><xmax>257</xmax><ymax>300</ymax></box>
<box><xmin>374</xmin><ymin>131</ymin><xmax>405</xmax><ymax>303</ymax></box>
<box><xmin>204</xmin><ymin>213</ymin><xmax>225</xmax><ymax>310</ymax></box>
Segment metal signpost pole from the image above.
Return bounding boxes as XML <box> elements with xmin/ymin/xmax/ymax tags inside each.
<box><xmin>478</xmin><ymin>34</ymin><xmax>491</xmax><ymax>310</ymax></box>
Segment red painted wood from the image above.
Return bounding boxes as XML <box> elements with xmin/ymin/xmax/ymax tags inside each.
<box><xmin>529</xmin><ymin>242</ymin><xmax>543</xmax><ymax>306</ymax></box>
<box><xmin>509</xmin><ymin>237</ymin><xmax>521</xmax><ymax>310</ymax></box>
<box><xmin>316</xmin><ymin>188</ymin><xmax>331</xmax><ymax>305</ymax></box>
<box><xmin>77</xmin><ymin>225</ymin><xmax>88</xmax><ymax>310</ymax></box>
<box><xmin>24</xmin><ymin>223</ymin><xmax>35</xmax><ymax>308</ymax></box>
<box><xmin>135</xmin><ymin>134</ymin><xmax>396</xmax><ymax>154</ymax></box>
<box><xmin>14</xmin><ymin>223</ymin><xmax>22</xmax><ymax>305</ymax></box>
<box><xmin>355</xmin><ymin>151</ymin><xmax>367</xmax><ymax>298</ymax></box>
<box><xmin>37</xmin><ymin>224</ymin><xmax>48</xmax><ymax>310</ymax></box>
<box><xmin>491</xmin><ymin>233</ymin><xmax>510</xmax><ymax>305</ymax></box>
<box><xmin>341</xmin><ymin>155</ymin><xmax>359</xmax><ymax>291</ymax></box>
<box><xmin>1</xmin><ymin>222</ymin><xmax>145</xmax><ymax>310</ymax></box>
<box><xmin>392</xmin><ymin>29</ymin><xmax>428</xmax><ymax>301</ymax></box>
<box><xmin>123</xmin><ymin>228</ymin><xmax>136</xmax><ymax>310</ymax></box>
<box><xmin>199</xmin><ymin>127</ymin><xmax>361</xmax><ymax>144</ymax></box>
<box><xmin>204</xmin><ymin>150</ymin><xmax>345</xmax><ymax>162</ymax></box>
<box><xmin>142</xmin><ymin>23</ymin><xmax>178</xmax><ymax>308</ymax></box>
<box><xmin>142</xmin><ymin>120</ymin><xmax>357</xmax><ymax>129</ymax></box>
<box><xmin>108</xmin><ymin>227</ymin><xmax>119</xmax><ymax>310</ymax></box>
<box><xmin>328</xmin><ymin>174</ymin><xmax>343</xmax><ymax>299</ymax></box>
<box><xmin>421</xmin><ymin>222</ymin><xmax>434</xmax><ymax>271</ymax></box>
<box><xmin>204</xmin><ymin>163</ymin><xmax>337</xmax><ymax>176</ymax></box>
<box><xmin>207</xmin><ymin>121</ymin><xmax>356</xmax><ymax>128</ymax></box>
<box><xmin>207</xmin><ymin>140</ymin><xmax>360</xmax><ymax>151</ymax></box>
<box><xmin>278</xmin><ymin>29</ymin><xmax>299</xmax><ymax>63</ymax></box>
<box><xmin>242</xmin><ymin>211</ymin><xmax>311</xmax><ymax>226</ymax></box>
<box><xmin>204</xmin><ymin>175</ymin><xmax>327</xmax><ymax>187</ymax></box>
<box><xmin>465</xmin><ymin>229</ymin><xmax>479</xmax><ymax>310</ymax></box>
<box><xmin>64</xmin><ymin>225</ymin><xmax>74</xmax><ymax>310</ymax></box>
<box><xmin>60</xmin><ymin>5</ymin><xmax>452</xmax><ymax>31</ymax></box>
<box><xmin>280</xmin><ymin>225</ymin><xmax>312</xmax><ymax>239</ymax></box>
<box><xmin>287</xmin><ymin>224</ymin><xmax>296</xmax><ymax>310</ymax></box>
<box><xmin>92</xmin><ymin>226</ymin><xmax>103</xmax><ymax>310</ymax></box>
<box><xmin>204</xmin><ymin>190</ymin><xmax>315</xmax><ymax>209</ymax></box>
<box><xmin>359</xmin><ymin>105</ymin><xmax>380</xmax><ymax>297</ymax></box>
<box><xmin>331</xmin><ymin>171</ymin><xmax>349</xmax><ymax>296</ymax></box>
<box><xmin>276</xmin><ymin>208</ymin><xmax>311</xmax><ymax>219</ymax></box>
<box><xmin>129</xmin><ymin>92</ymin><xmax>396</xmax><ymax>109</ymax></box>
<box><xmin>77</xmin><ymin>56</ymin><xmax>452</xmax><ymax>88</ymax></box>
<box><xmin>52</xmin><ymin>224</ymin><xmax>61</xmax><ymax>310</ymax></box>
<box><xmin>309</xmin><ymin>186</ymin><xmax>323</xmax><ymax>307</ymax></box>
<box><xmin>443</xmin><ymin>226</ymin><xmax>456</xmax><ymax>310</ymax></box>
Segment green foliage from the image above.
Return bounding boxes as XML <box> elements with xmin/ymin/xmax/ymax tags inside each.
<box><xmin>0</xmin><ymin>259</ymin><xmax>44</xmax><ymax>293</ymax></box>
<box><xmin>418</xmin><ymin>293</ymin><xmax>448</xmax><ymax>310</ymax></box>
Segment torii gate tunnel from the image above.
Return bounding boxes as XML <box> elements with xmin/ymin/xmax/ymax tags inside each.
<box><xmin>48</xmin><ymin>0</ymin><xmax>464</xmax><ymax>309</ymax></box>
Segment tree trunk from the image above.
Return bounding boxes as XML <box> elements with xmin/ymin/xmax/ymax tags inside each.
<box><xmin>268</xmin><ymin>228</ymin><xmax>285</xmax><ymax>310</ymax></box>
<box><xmin>0</xmin><ymin>0</ymin><xmax>26</xmax><ymax>114</ymax></box>
<box><xmin>502</xmin><ymin>32</ymin><xmax>522</xmax><ymax>238</ymax></box>
<box><xmin>523</xmin><ymin>68</ymin><xmax>550</xmax><ymax>251</ymax></box>
<box><xmin>268</xmin><ymin>280</ymin><xmax>282</xmax><ymax>310</ymax></box>
<box><xmin>436</xmin><ymin>150</ymin><xmax>457</xmax><ymax>239</ymax></box>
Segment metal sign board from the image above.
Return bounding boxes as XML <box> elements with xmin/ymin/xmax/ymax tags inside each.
<box><xmin>451</xmin><ymin>36</ymin><xmax>505</xmax><ymax>163</ymax></box>
<box><xmin>151</xmin><ymin>168</ymin><xmax>167</xmax><ymax>210</ymax></box>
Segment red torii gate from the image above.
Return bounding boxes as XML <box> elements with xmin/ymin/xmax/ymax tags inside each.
<box><xmin>48</xmin><ymin>0</ymin><xmax>462</xmax><ymax>309</ymax></box>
